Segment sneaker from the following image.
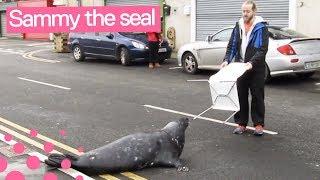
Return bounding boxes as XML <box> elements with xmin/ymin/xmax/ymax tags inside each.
<box><xmin>233</xmin><ymin>126</ymin><xmax>246</xmax><ymax>134</ymax></box>
<box><xmin>253</xmin><ymin>125</ymin><xmax>264</xmax><ymax>136</ymax></box>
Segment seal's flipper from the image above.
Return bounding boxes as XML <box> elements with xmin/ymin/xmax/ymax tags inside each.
<box><xmin>174</xmin><ymin>159</ymin><xmax>189</xmax><ymax>172</ymax></box>
<box><xmin>177</xmin><ymin>166</ymin><xmax>189</xmax><ymax>172</ymax></box>
<box><xmin>45</xmin><ymin>153</ymin><xmax>67</xmax><ymax>168</ymax></box>
<box><xmin>65</xmin><ymin>153</ymin><xmax>79</xmax><ymax>161</ymax></box>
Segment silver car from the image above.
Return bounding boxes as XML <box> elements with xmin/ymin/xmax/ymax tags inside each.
<box><xmin>177</xmin><ymin>26</ymin><xmax>320</xmax><ymax>80</ymax></box>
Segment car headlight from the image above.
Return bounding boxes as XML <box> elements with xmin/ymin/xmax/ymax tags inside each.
<box><xmin>132</xmin><ymin>41</ymin><xmax>146</xmax><ymax>49</ymax></box>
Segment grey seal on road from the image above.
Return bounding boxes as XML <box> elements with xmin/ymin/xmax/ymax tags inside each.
<box><xmin>45</xmin><ymin>117</ymin><xmax>189</xmax><ymax>174</ymax></box>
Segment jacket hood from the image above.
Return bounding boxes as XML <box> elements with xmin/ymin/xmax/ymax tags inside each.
<box><xmin>239</xmin><ymin>16</ymin><xmax>266</xmax><ymax>32</ymax></box>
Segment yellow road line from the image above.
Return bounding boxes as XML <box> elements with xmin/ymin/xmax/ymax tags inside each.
<box><xmin>0</xmin><ymin>124</ymin><xmax>119</xmax><ymax>180</ymax></box>
<box><xmin>22</xmin><ymin>49</ymin><xmax>60</xmax><ymax>63</ymax></box>
<box><xmin>0</xmin><ymin>131</ymin><xmax>95</xmax><ymax>180</ymax></box>
<box><xmin>0</xmin><ymin>117</ymin><xmax>79</xmax><ymax>155</ymax></box>
<box><xmin>120</xmin><ymin>172</ymin><xmax>147</xmax><ymax>180</ymax></box>
<box><xmin>0</xmin><ymin>116</ymin><xmax>148</xmax><ymax>180</ymax></box>
<box><xmin>0</xmin><ymin>124</ymin><xmax>59</xmax><ymax>154</ymax></box>
<box><xmin>100</xmin><ymin>175</ymin><xmax>123</xmax><ymax>180</ymax></box>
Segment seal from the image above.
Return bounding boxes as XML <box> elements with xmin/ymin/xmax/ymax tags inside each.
<box><xmin>45</xmin><ymin>117</ymin><xmax>189</xmax><ymax>174</ymax></box>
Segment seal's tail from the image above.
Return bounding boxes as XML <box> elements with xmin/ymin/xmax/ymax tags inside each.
<box><xmin>45</xmin><ymin>153</ymin><xmax>79</xmax><ymax>168</ymax></box>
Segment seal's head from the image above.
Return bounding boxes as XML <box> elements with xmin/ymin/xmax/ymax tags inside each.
<box><xmin>161</xmin><ymin>117</ymin><xmax>189</xmax><ymax>151</ymax></box>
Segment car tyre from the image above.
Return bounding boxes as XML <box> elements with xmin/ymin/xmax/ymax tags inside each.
<box><xmin>73</xmin><ymin>45</ymin><xmax>85</xmax><ymax>62</ymax></box>
<box><xmin>295</xmin><ymin>72</ymin><xmax>315</xmax><ymax>79</ymax></box>
<box><xmin>182</xmin><ymin>52</ymin><xmax>198</xmax><ymax>74</ymax></box>
<box><xmin>264</xmin><ymin>65</ymin><xmax>271</xmax><ymax>83</ymax></box>
<box><xmin>119</xmin><ymin>47</ymin><xmax>131</xmax><ymax>66</ymax></box>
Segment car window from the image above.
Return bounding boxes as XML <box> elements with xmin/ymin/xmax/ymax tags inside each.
<box><xmin>84</xmin><ymin>32</ymin><xmax>95</xmax><ymax>36</ymax></box>
<box><xmin>211</xmin><ymin>29</ymin><xmax>233</xmax><ymax>42</ymax></box>
<box><xmin>119</xmin><ymin>32</ymin><xmax>147</xmax><ymax>42</ymax></box>
<box><xmin>268</xmin><ymin>27</ymin><xmax>308</xmax><ymax>39</ymax></box>
<box><xmin>99</xmin><ymin>32</ymin><xmax>112</xmax><ymax>36</ymax></box>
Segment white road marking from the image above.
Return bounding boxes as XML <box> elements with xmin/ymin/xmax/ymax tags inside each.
<box><xmin>27</xmin><ymin>42</ymin><xmax>53</xmax><ymax>47</ymax></box>
<box><xmin>316</xmin><ymin>83</ymin><xmax>320</xmax><ymax>86</ymax></box>
<box><xmin>187</xmin><ymin>79</ymin><xmax>208</xmax><ymax>82</ymax></box>
<box><xmin>143</xmin><ymin>104</ymin><xmax>278</xmax><ymax>135</ymax></box>
<box><xmin>18</xmin><ymin>77</ymin><xmax>71</xmax><ymax>90</ymax></box>
<box><xmin>169</xmin><ymin>67</ymin><xmax>182</xmax><ymax>69</ymax></box>
<box><xmin>0</xmin><ymin>49</ymin><xmax>25</xmax><ymax>55</ymax></box>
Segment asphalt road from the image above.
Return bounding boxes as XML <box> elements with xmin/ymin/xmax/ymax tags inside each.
<box><xmin>0</xmin><ymin>39</ymin><xmax>319</xmax><ymax>180</ymax></box>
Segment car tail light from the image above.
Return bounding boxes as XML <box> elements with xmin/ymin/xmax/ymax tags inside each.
<box><xmin>277</xmin><ymin>44</ymin><xmax>296</xmax><ymax>55</ymax></box>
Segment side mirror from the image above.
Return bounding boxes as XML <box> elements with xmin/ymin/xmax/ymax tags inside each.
<box><xmin>106</xmin><ymin>33</ymin><xmax>114</xmax><ymax>39</ymax></box>
<box><xmin>205</xmin><ymin>35</ymin><xmax>211</xmax><ymax>42</ymax></box>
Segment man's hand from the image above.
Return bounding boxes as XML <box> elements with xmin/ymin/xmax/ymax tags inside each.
<box><xmin>220</xmin><ymin>61</ymin><xmax>228</xmax><ymax>69</ymax></box>
<box><xmin>245</xmin><ymin>62</ymin><xmax>253</xmax><ymax>71</ymax></box>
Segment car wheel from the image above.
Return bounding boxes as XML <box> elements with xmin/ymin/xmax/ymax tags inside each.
<box><xmin>182</xmin><ymin>52</ymin><xmax>198</xmax><ymax>74</ymax></box>
<box><xmin>73</xmin><ymin>45</ymin><xmax>85</xmax><ymax>62</ymax></box>
<box><xmin>119</xmin><ymin>47</ymin><xmax>130</xmax><ymax>66</ymax></box>
<box><xmin>264</xmin><ymin>65</ymin><xmax>271</xmax><ymax>83</ymax></box>
<box><xmin>295</xmin><ymin>72</ymin><xmax>315</xmax><ymax>79</ymax></box>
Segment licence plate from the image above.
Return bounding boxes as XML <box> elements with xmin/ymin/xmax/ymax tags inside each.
<box><xmin>158</xmin><ymin>48</ymin><xmax>167</xmax><ymax>53</ymax></box>
<box><xmin>305</xmin><ymin>61</ymin><xmax>320</xmax><ymax>69</ymax></box>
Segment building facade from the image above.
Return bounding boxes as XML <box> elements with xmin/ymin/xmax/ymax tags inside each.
<box><xmin>1</xmin><ymin>0</ymin><xmax>319</xmax><ymax>53</ymax></box>
<box><xmin>164</xmin><ymin>0</ymin><xmax>320</xmax><ymax>57</ymax></box>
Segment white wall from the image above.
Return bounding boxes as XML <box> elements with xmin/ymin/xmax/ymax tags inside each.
<box><xmin>165</xmin><ymin>0</ymin><xmax>191</xmax><ymax>54</ymax></box>
<box><xmin>296</xmin><ymin>0</ymin><xmax>320</xmax><ymax>37</ymax></box>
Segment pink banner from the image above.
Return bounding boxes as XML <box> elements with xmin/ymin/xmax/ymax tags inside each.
<box><xmin>6</xmin><ymin>6</ymin><xmax>161</xmax><ymax>33</ymax></box>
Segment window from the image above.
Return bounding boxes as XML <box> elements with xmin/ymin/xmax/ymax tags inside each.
<box><xmin>268</xmin><ymin>26</ymin><xmax>308</xmax><ymax>40</ymax></box>
<box><xmin>211</xmin><ymin>29</ymin><xmax>233</xmax><ymax>42</ymax></box>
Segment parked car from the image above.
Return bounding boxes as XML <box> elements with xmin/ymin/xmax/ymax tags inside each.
<box><xmin>68</xmin><ymin>32</ymin><xmax>172</xmax><ymax>65</ymax></box>
<box><xmin>177</xmin><ymin>26</ymin><xmax>320</xmax><ymax>81</ymax></box>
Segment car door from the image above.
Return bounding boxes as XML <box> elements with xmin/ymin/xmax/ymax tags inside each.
<box><xmin>81</xmin><ymin>32</ymin><xmax>100</xmax><ymax>55</ymax></box>
<box><xmin>97</xmin><ymin>32</ymin><xmax>117</xmax><ymax>58</ymax></box>
<box><xmin>202</xmin><ymin>28</ymin><xmax>233</xmax><ymax>68</ymax></box>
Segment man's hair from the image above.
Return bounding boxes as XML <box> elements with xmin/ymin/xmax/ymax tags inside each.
<box><xmin>243</xmin><ymin>0</ymin><xmax>257</xmax><ymax>11</ymax></box>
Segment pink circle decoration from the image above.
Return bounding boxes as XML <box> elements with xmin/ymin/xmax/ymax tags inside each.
<box><xmin>0</xmin><ymin>156</ymin><xmax>8</xmax><ymax>172</ymax></box>
<box><xmin>29</xmin><ymin>129</ymin><xmax>38</xmax><ymax>138</ymax></box>
<box><xmin>59</xmin><ymin>130</ymin><xmax>66</xmax><ymax>136</ymax></box>
<box><xmin>43</xmin><ymin>142</ymin><xmax>54</xmax><ymax>153</ymax></box>
<box><xmin>5</xmin><ymin>171</ymin><xmax>25</xmax><ymax>180</ymax></box>
<box><xmin>76</xmin><ymin>175</ymin><xmax>84</xmax><ymax>180</ymax></box>
<box><xmin>61</xmin><ymin>158</ymin><xmax>71</xmax><ymax>169</ymax></box>
<box><xmin>26</xmin><ymin>156</ymin><xmax>40</xmax><ymax>170</ymax></box>
<box><xmin>4</xmin><ymin>134</ymin><xmax>12</xmax><ymax>142</ymax></box>
<box><xmin>43</xmin><ymin>172</ymin><xmax>57</xmax><ymax>180</ymax></box>
<box><xmin>13</xmin><ymin>142</ymin><xmax>25</xmax><ymax>154</ymax></box>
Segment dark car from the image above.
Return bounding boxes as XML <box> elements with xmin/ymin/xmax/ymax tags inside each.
<box><xmin>68</xmin><ymin>32</ymin><xmax>172</xmax><ymax>65</ymax></box>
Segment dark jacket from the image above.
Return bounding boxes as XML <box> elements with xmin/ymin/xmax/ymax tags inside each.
<box><xmin>223</xmin><ymin>21</ymin><xmax>269</xmax><ymax>71</ymax></box>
